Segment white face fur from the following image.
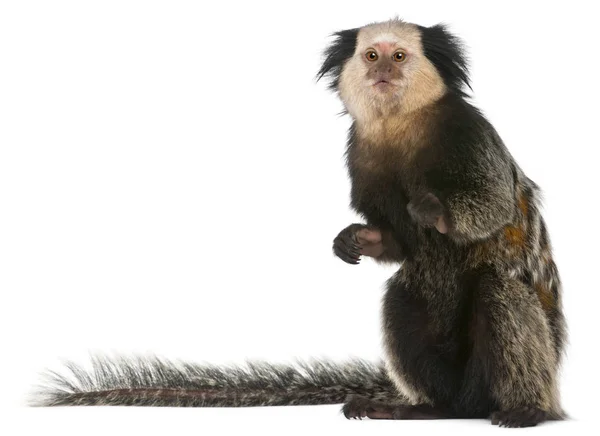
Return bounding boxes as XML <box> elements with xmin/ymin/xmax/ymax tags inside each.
<box><xmin>338</xmin><ymin>20</ymin><xmax>446</xmax><ymax>123</ymax></box>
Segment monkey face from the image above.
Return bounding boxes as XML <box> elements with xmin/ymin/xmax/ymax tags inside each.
<box><xmin>338</xmin><ymin>20</ymin><xmax>446</xmax><ymax>121</ymax></box>
<box><xmin>363</xmin><ymin>43</ymin><xmax>406</xmax><ymax>92</ymax></box>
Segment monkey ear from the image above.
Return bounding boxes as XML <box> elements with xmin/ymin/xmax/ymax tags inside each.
<box><xmin>316</xmin><ymin>28</ymin><xmax>359</xmax><ymax>90</ymax></box>
<box><xmin>419</xmin><ymin>24</ymin><xmax>472</xmax><ymax>96</ymax></box>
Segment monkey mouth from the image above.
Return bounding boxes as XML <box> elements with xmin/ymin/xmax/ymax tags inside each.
<box><xmin>373</xmin><ymin>80</ymin><xmax>395</xmax><ymax>90</ymax></box>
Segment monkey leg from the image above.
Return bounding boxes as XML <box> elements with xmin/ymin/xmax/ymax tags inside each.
<box><xmin>471</xmin><ymin>270</ymin><xmax>561</xmax><ymax>428</ymax></box>
<box><xmin>342</xmin><ymin>396</ymin><xmax>453</xmax><ymax>420</ymax></box>
<box><xmin>332</xmin><ymin>223</ymin><xmax>383</xmax><ymax>264</ymax></box>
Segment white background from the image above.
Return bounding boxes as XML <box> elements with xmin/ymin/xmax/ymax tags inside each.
<box><xmin>1</xmin><ymin>0</ymin><xmax>599</xmax><ymax>434</ymax></box>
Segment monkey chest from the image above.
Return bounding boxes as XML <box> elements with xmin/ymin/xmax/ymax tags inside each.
<box><xmin>349</xmin><ymin>163</ymin><xmax>415</xmax><ymax>226</ymax></box>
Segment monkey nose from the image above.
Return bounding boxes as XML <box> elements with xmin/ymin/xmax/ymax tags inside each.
<box><xmin>374</xmin><ymin>67</ymin><xmax>393</xmax><ymax>74</ymax></box>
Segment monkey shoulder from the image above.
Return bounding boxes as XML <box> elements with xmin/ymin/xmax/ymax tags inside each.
<box><xmin>424</xmin><ymin>95</ymin><xmax>515</xmax><ymax>192</ymax></box>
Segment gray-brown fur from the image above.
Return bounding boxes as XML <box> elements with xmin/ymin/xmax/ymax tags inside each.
<box><xmin>31</xmin><ymin>356</ymin><xmax>402</xmax><ymax>407</ymax></box>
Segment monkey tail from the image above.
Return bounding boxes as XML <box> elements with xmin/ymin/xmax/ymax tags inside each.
<box><xmin>30</xmin><ymin>355</ymin><xmax>402</xmax><ymax>407</ymax></box>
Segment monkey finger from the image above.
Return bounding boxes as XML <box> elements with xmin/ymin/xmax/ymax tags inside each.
<box><xmin>343</xmin><ymin>230</ymin><xmax>361</xmax><ymax>247</ymax></box>
<box><xmin>333</xmin><ymin>237</ymin><xmax>357</xmax><ymax>254</ymax></box>
<box><xmin>333</xmin><ymin>240</ymin><xmax>361</xmax><ymax>264</ymax></box>
<box><xmin>335</xmin><ymin>250</ymin><xmax>360</xmax><ymax>265</ymax></box>
<box><xmin>334</xmin><ymin>235</ymin><xmax>362</xmax><ymax>258</ymax></box>
<box><xmin>333</xmin><ymin>243</ymin><xmax>361</xmax><ymax>263</ymax></box>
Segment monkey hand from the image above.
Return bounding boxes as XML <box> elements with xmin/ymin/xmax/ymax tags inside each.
<box><xmin>407</xmin><ymin>193</ymin><xmax>449</xmax><ymax>234</ymax></box>
<box><xmin>333</xmin><ymin>224</ymin><xmax>384</xmax><ymax>265</ymax></box>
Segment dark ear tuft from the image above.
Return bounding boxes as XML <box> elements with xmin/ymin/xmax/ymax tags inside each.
<box><xmin>316</xmin><ymin>28</ymin><xmax>359</xmax><ymax>90</ymax></box>
<box><xmin>419</xmin><ymin>24</ymin><xmax>471</xmax><ymax>96</ymax></box>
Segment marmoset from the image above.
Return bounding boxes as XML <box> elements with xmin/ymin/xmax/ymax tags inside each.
<box><xmin>32</xmin><ymin>19</ymin><xmax>565</xmax><ymax>429</ymax></box>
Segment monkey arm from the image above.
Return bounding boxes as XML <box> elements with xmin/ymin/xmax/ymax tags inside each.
<box><xmin>415</xmin><ymin>133</ymin><xmax>516</xmax><ymax>244</ymax></box>
<box><xmin>437</xmin><ymin>142</ymin><xmax>516</xmax><ymax>244</ymax></box>
<box><xmin>442</xmin><ymin>182</ymin><xmax>515</xmax><ymax>244</ymax></box>
<box><xmin>370</xmin><ymin>228</ymin><xmax>406</xmax><ymax>264</ymax></box>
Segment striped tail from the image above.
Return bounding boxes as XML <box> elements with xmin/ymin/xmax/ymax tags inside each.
<box><xmin>30</xmin><ymin>355</ymin><xmax>402</xmax><ymax>407</ymax></box>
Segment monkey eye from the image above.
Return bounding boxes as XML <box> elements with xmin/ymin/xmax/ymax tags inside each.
<box><xmin>393</xmin><ymin>51</ymin><xmax>407</xmax><ymax>62</ymax></box>
<box><xmin>365</xmin><ymin>50</ymin><xmax>378</xmax><ymax>62</ymax></box>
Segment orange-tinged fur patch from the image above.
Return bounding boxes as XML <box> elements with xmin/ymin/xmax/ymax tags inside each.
<box><xmin>518</xmin><ymin>193</ymin><xmax>529</xmax><ymax>217</ymax></box>
<box><xmin>504</xmin><ymin>225</ymin><xmax>525</xmax><ymax>247</ymax></box>
<box><xmin>535</xmin><ymin>283</ymin><xmax>555</xmax><ymax>312</ymax></box>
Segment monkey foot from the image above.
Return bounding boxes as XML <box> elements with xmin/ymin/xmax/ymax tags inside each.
<box><xmin>342</xmin><ymin>396</ymin><xmax>396</xmax><ymax>419</ymax></box>
<box><xmin>490</xmin><ymin>407</ymin><xmax>548</xmax><ymax>428</ymax></box>
<box><xmin>342</xmin><ymin>396</ymin><xmax>449</xmax><ymax>420</ymax></box>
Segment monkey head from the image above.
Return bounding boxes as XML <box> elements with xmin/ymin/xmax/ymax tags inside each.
<box><xmin>318</xmin><ymin>19</ymin><xmax>471</xmax><ymax>123</ymax></box>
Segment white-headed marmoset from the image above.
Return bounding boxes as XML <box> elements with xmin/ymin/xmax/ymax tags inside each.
<box><xmin>32</xmin><ymin>19</ymin><xmax>565</xmax><ymax>429</ymax></box>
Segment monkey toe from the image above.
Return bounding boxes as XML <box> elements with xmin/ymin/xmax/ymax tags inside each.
<box><xmin>342</xmin><ymin>396</ymin><xmax>394</xmax><ymax>420</ymax></box>
<box><xmin>490</xmin><ymin>408</ymin><xmax>548</xmax><ymax>428</ymax></box>
<box><xmin>342</xmin><ymin>396</ymin><xmax>369</xmax><ymax>419</ymax></box>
